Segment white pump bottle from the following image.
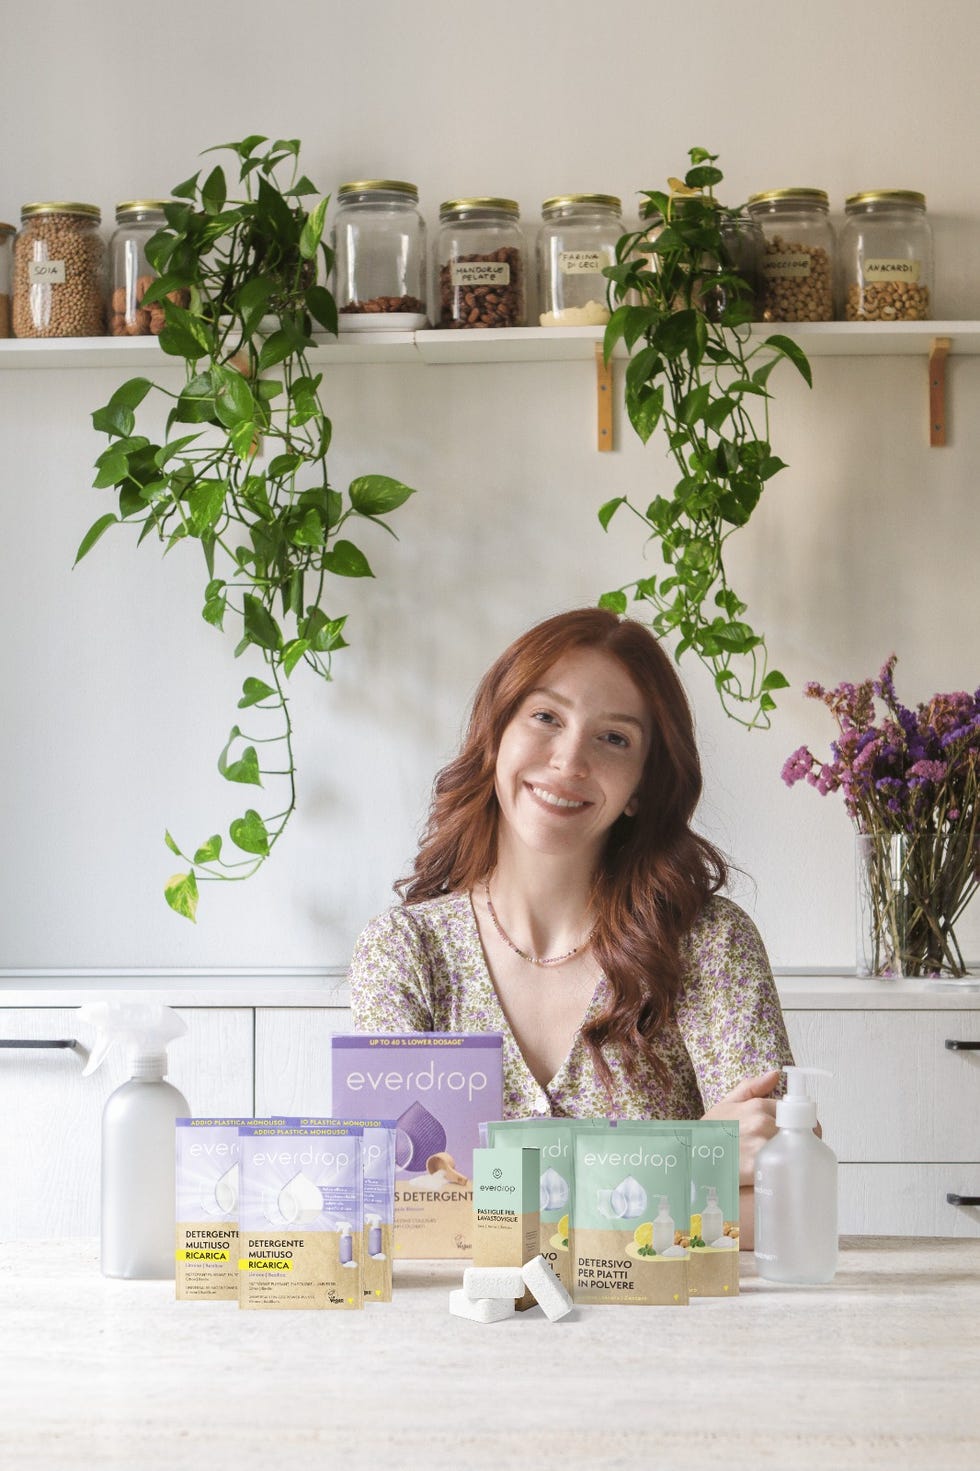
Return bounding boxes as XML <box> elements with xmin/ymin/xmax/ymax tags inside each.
<box><xmin>78</xmin><ymin>1003</ymin><xmax>189</xmax><ymax>1280</ymax></box>
<box><xmin>754</xmin><ymin>1066</ymin><xmax>838</xmax><ymax>1284</ymax></box>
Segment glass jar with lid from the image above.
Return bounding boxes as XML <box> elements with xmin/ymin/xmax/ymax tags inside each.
<box><xmin>331</xmin><ymin>180</ymin><xmax>427</xmax><ymax>330</ymax></box>
<box><xmin>0</xmin><ymin>221</ymin><xmax>14</xmax><ymax>337</ymax></box>
<box><xmin>839</xmin><ymin>191</ymin><xmax>932</xmax><ymax>322</ymax></box>
<box><xmin>109</xmin><ymin>200</ymin><xmax>183</xmax><ymax>336</ymax></box>
<box><xmin>537</xmin><ymin>194</ymin><xmax>623</xmax><ymax>326</ymax></box>
<box><xmin>746</xmin><ymin>189</ymin><xmax>835</xmax><ymax>321</ymax></box>
<box><xmin>643</xmin><ymin>199</ymin><xmax>764</xmax><ymax>322</ymax></box>
<box><xmin>436</xmin><ymin>198</ymin><xmax>526</xmax><ymax>328</ymax></box>
<box><xmin>13</xmin><ymin>202</ymin><xmax>106</xmax><ymax>337</ymax></box>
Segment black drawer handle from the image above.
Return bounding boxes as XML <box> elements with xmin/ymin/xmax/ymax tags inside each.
<box><xmin>947</xmin><ymin>1193</ymin><xmax>980</xmax><ymax>1206</ymax></box>
<box><xmin>945</xmin><ymin>1040</ymin><xmax>980</xmax><ymax>1050</ymax></box>
<box><xmin>0</xmin><ymin>1039</ymin><xmax>81</xmax><ymax>1050</ymax></box>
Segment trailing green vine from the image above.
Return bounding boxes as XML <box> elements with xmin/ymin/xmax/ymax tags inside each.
<box><xmin>76</xmin><ymin>136</ymin><xmax>415</xmax><ymax>920</ymax></box>
<box><xmin>599</xmin><ymin>147</ymin><xmax>812</xmax><ymax>728</ymax></box>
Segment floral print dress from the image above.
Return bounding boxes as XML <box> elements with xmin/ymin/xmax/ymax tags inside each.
<box><xmin>348</xmin><ymin>892</ymin><xmax>793</xmax><ymax>1120</ymax></box>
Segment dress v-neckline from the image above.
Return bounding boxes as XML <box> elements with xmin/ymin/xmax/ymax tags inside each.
<box><xmin>463</xmin><ymin>890</ymin><xmax>605</xmax><ymax>1094</ymax></box>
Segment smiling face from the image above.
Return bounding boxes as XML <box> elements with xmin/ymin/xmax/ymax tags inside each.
<box><xmin>493</xmin><ymin>646</ymin><xmax>651</xmax><ymax>867</ymax></box>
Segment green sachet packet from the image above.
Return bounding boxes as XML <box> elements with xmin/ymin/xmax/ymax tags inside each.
<box><xmin>572</xmin><ymin>1121</ymin><xmax>691</xmax><ymax>1306</ymax></box>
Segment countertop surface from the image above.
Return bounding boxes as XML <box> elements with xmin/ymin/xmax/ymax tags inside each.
<box><xmin>3</xmin><ymin>1237</ymin><xmax>978</xmax><ymax>1471</ymax></box>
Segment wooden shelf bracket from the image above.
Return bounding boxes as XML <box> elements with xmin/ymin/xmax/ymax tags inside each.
<box><xmin>929</xmin><ymin>336</ymin><xmax>951</xmax><ymax>447</ymax></box>
<box><xmin>595</xmin><ymin>343</ymin><xmax>613</xmax><ymax>452</ymax></box>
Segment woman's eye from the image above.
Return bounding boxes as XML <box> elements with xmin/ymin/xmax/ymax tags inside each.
<box><xmin>531</xmin><ymin>710</ymin><xmax>558</xmax><ymax>725</ymax></box>
<box><xmin>603</xmin><ymin>731</ymin><xmax>630</xmax><ymax>748</ymax></box>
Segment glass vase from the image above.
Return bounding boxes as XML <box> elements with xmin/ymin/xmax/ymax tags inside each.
<box><xmin>855</xmin><ymin>827</ymin><xmax>976</xmax><ymax>981</ymax></box>
<box><xmin>856</xmin><ymin>831</ymin><xmax>908</xmax><ymax>977</ymax></box>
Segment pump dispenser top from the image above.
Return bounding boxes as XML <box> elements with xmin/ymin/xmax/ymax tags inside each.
<box><xmin>775</xmin><ymin>1066</ymin><xmax>831</xmax><ymax>1129</ymax></box>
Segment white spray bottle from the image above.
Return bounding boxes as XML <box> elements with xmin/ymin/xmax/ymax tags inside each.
<box><xmin>78</xmin><ymin>1002</ymin><xmax>189</xmax><ymax>1280</ymax></box>
<box><xmin>754</xmin><ymin>1066</ymin><xmax>837</xmax><ymax>1284</ymax></box>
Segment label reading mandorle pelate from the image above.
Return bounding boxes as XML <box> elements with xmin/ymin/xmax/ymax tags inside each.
<box><xmin>452</xmin><ymin>262</ymin><xmax>510</xmax><ymax>287</ymax></box>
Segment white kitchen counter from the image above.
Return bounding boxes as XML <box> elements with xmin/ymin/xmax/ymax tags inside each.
<box><xmin>2</xmin><ymin>968</ymin><xmax>979</xmax><ymax>1008</ymax></box>
<box><xmin>3</xmin><ymin>1238</ymin><xmax>977</xmax><ymax>1471</ymax></box>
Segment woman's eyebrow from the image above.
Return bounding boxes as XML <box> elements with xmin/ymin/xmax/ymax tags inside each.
<box><xmin>527</xmin><ymin>686</ymin><xmax>646</xmax><ymax>730</ymax></box>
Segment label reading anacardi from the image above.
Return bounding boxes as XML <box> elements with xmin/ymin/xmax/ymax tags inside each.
<box><xmin>863</xmin><ymin>258</ymin><xmax>921</xmax><ymax>282</ymax></box>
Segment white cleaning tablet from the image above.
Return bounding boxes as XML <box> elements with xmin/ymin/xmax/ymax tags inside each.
<box><xmin>462</xmin><ymin>1266</ymin><xmax>525</xmax><ymax>1301</ymax></box>
<box><xmin>449</xmin><ymin>1288</ymin><xmax>514</xmax><ymax>1324</ymax></box>
<box><xmin>522</xmin><ymin>1255</ymin><xmax>574</xmax><ymax>1322</ymax></box>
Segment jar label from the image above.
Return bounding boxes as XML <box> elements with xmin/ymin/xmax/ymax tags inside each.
<box><xmin>559</xmin><ymin>250</ymin><xmax>609</xmax><ymax>275</ymax></box>
<box><xmin>28</xmin><ymin>260</ymin><xmax>66</xmax><ymax>285</ymax></box>
<box><xmin>863</xmin><ymin>258</ymin><xmax>921</xmax><ymax>283</ymax></box>
<box><xmin>762</xmin><ymin>255</ymin><xmax>811</xmax><ymax>280</ymax></box>
<box><xmin>451</xmin><ymin>262</ymin><xmax>510</xmax><ymax>287</ymax></box>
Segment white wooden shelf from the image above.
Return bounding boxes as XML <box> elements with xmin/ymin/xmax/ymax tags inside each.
<box><xmin>3</xmin><ymin>321</ymin><xmax>980</xmax><ymax>369</ymax></box>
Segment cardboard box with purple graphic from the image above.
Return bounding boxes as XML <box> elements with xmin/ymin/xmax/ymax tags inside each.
<box><xmin>331</xmin><ymin>1034</ymin><xmax>503</xmax><ymax>1259</ymax></box>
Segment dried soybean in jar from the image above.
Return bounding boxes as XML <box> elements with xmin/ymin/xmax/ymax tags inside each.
<box><xmin>14</xmin><ymin>202</ymin><xmax>106</xmax><ymax>337</ymax></box>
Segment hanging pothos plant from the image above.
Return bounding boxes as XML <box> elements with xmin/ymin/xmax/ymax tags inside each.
<box><xmin>76</xmin><ymin>135</ymin><xmax>416</xmax><ymax>920</ymax></box>
<box><xmin>599</xmin><ymin>147</ymin><xmax>812</xmax><ymax>729</ymax></box>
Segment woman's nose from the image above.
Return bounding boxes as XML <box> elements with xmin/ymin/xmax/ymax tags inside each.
<box><xmin>550</xmin><ymin>727</ymin><xmax>589</xmax><ymax>775</ymax></box>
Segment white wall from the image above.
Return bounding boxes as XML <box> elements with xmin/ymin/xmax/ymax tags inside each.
<box><xmin>2</xmin><ymin>0</ymin><xmax>978</xmax><ymax>970</ymax></box>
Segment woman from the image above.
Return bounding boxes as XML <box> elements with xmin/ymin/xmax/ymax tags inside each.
<box><xmin>349</xmin><ymin>608</ymin><xmax>794</xmax><ymax>1246</ymax></box>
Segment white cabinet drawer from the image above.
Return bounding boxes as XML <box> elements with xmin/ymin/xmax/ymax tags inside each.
<box><xmin>253</xmin><ymin>1007</ymin><xmax>352</xmax><ymax>1116</ymax></box>
<box><xmin>0</xmin><ymin>1007</ymin><xmax>253</xmax><ymax>1237</ymax></box>
<box><xmin>785</xmin><ymin>1010</ymin><xmax>980</xmax><ymax>1163</ymax></box>
<box><xmin>840</xmin><ymin>1163</ymin><xmax>980</xmax><ymax>1236</ymax></box>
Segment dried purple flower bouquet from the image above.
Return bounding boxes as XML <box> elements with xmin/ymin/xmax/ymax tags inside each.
<box><xmin>783</xmin><ymin>657</ymin><xmax>980</xmax><ymax>977</ymax></box>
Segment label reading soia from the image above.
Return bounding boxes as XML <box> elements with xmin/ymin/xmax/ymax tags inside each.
<box><xmin>29</xmin><ymin>260</ymin><xmax>66</xmax><ymax>285</ymax></box>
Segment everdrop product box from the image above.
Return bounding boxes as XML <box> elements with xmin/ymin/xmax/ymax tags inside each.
<box><xmin>572</xmin><ymin>1122</ymin><xmax>691</xmax><ymax>1306</ymax></box>
<box><xmin>175</xmin><ymin>1117</ymin><xmax>253</xmax><ymax>1301</ymax></box>
<box><xmin>472</xmin><ymin>1146</ymin><xmax>540</xmax><ymax>1310</ymax></box>
<box><xmin>331</xmin><ymin>1034</ymin><xmax>504</xmax><ymax>1259</ymax></box>
<box><xmin>686</xmin><ymin>1120</ymin><xmax>740</xmax><ymax>1298</ymax></box>
<box><xmin>238</xmin><ymin>1122</ymin><xmax>364</xmax><ymax>1310</ymax></box>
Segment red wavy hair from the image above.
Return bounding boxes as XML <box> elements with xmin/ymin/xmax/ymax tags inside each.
<box><xmin>397</xmin><ymin>607</ymin><xmax>727</xmax><ymax>1090</ymax></box>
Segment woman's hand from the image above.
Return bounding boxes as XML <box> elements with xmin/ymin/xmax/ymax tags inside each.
<box><xmin>701</xmin><ymin>1069</ymin><xmax>781</xmax><ymax>1185</ymax></box>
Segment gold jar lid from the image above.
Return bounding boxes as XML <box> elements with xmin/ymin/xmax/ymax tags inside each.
<box><xmin>747</xmin><ymin>188</ymin><xmax>829</xmax><ymax>209</ymax></box>
<box><xmin>541</xmin><ymin>193</ymin><xmax>622</xmax><ymax>214</ymax></box>
<box><xmin>21</xmin><ymin>201</ymin><xmax>101</xmax><ymax>222</ymax></box>
<box><xmin>337</xmin><ymin>180</ymin><xmax>418</xmax><ymax>199</ymax></box>
<box><xmin>115</xmin><ymin>200</ymin><xmax>172</xmax><ymax>221</ymax></box>
<box><xmin>845</xmin><ymin>190</ymin><xmax>926</xmax><ymax>210</ymax></box>
<box><xmin>440</xmin><ymin>197</ymin><xmax>520</xmax><ymax>219</ymax></box>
